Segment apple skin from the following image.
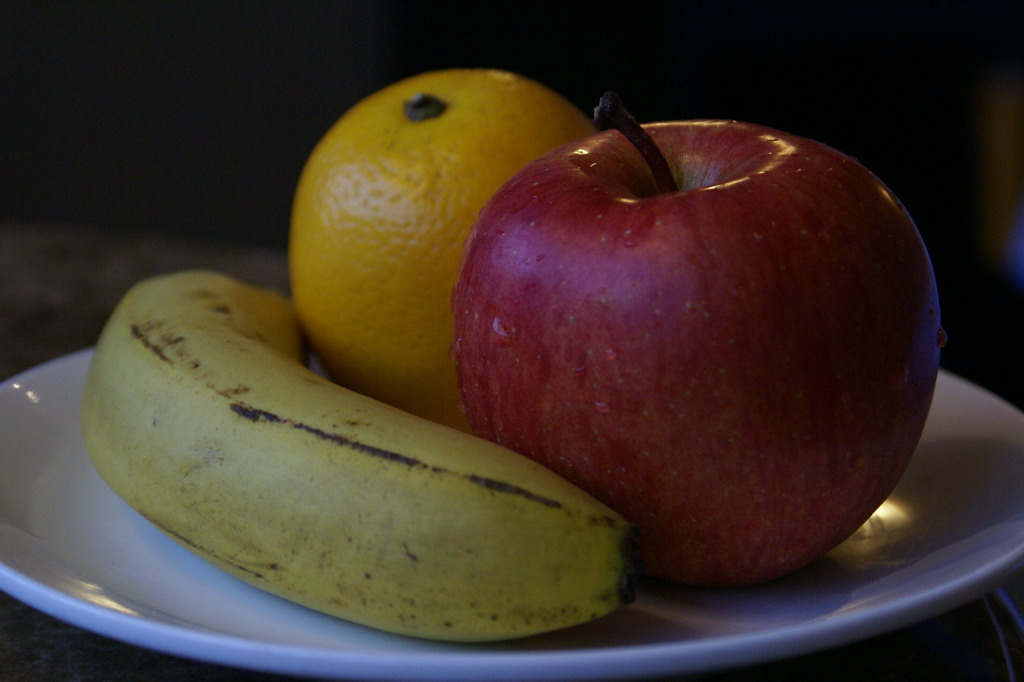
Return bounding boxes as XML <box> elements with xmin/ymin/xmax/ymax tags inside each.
<box><xmin>450</xmin><ymin>120</ymin><xmax>942</xmax><ymax>586</ymax></box>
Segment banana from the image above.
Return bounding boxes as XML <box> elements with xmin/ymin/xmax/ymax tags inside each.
<box><xmin>80</xmin><ymin>270</ymin><xmax>637</xmax><ymax>641</ymax></box>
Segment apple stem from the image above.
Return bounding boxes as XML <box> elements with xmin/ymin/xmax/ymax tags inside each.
<box><xmin>593</xmin><ymin>91</ymin><xmax>678</xmax><ymax>194</ymax></box>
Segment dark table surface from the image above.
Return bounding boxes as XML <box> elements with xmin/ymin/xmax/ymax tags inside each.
<box><xmin>2</xmin><ymin>221</ymin><xmax>1023</xmax><ymax>681</ymax></box>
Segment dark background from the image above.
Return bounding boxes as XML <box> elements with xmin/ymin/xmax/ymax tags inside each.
<box><xmin>2</xmin><ymin>0</ymin><xmax>1023</xmax><ymax>408</ymax></box>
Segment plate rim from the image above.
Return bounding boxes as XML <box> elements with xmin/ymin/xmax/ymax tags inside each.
<box><xmin>2</xmin><ymin>349</ymin><xmax>1024</xmax><ymax>681</ymax></box>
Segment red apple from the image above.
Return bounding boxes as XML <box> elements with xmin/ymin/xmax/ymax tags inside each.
<box><xmin>450</xmin><ymin>94</ymin><xmax>943</xmax><ymax>586</ymax></box>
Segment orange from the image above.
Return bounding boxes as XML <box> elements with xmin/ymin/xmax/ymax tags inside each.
<box><xmin>289</xmin><ymin>69</ymin><xmax>595</xmax><ymax>430</ymax></box>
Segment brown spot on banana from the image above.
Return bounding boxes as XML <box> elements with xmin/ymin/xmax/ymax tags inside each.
<box><xmin>466</xmin><ymin>475</ymin><xmax>562</xmax><ymax>508</ymax></box>
<box><xmin>215</xmin><ymin>385</ymin><xmax>252</xmax><ymax>398</ymax></box>
<box><xmin>149</xmin><ymin>520</ymin><xmax>271</xmax><ymax>581</ymax></box>
<box><xmin>228</xmin><ymin>400</ymin><xmax>565</xmax><ymax>509</ymax></box>
<box><xmin>130</xmin><ymin>322</ymin><xmax>173</xmax><ymax>363</ymax></box>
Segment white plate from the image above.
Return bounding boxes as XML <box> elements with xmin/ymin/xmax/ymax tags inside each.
<box><xmin>2</xmin><ymin>350</ymin><xmax>1024</xmax><ymax>681</ymax></box>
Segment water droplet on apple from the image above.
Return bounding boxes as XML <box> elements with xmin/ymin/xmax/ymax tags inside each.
<box><xmin>936</xmin><ymin>327</ymin><xmax>948</xmax><ymax>348</ymax></box>
<box><xmin>594</xmin><ymin>401</ymin><xmax>611</xmax><ymax>414</ymax></box>
<box><xmin>604</xmin><ymin>347</ymin><xmax>618</xmax><ymax>361</ymax></box>
<box><xmin>491</xmin><ymin>317</ymin><xmax>512</xmax><ymax>344</ymax></box>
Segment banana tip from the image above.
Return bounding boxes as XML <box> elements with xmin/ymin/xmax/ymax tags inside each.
<box><xmin>619</xmin><ymin>524</ymin><xmax>643</xmax><ymax>605</ymax></box>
